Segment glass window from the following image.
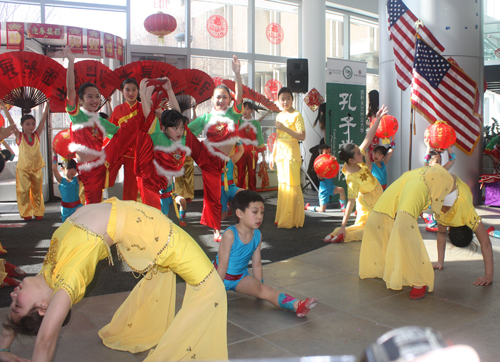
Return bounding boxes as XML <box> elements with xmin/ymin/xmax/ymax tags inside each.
<box><xmin>190</xmin><ymin>56</ymin><xmax>249</xmax><ymax>116</ymax></box>
<box><xmin>131</xmin><ymin>0</ymin><xmax>185</xmax><ymax>47</ymax></box>
<box><xmin>255</xmin><ymin>60</ymin><xmax>285</xmax><ymax>102</ymax></box>
<box><xmin>0</xmin><ymin>3</ymin><xmax>40</xmax><ymax>23</ymax></box>
<box><xmin>46</xmin><ymin>7</ymin><xmax>126</xmax><ymax>38</ymax></box>
<box><xmin>255</xmin><ymin>0</ymin><xmax>298</xmax><ymax>57</ymax></box>
<box><xmin>190</xmin><ymin>0</ymin><xmax>247</xmax><ymax>52</ymax></box>
<box><xmin>326</xmin><ymin>12</ymin><xmax>344</xmax><ymax>60</ymax></box>
<box><xmin>350</xmin><ymin>17</ymin><xmax>379</xmax><ymax>69</ymax></box>
<box><xmin>52</xmin><ymin>0</ymin><xmax>126</xmax><ymax>5</ymax></box>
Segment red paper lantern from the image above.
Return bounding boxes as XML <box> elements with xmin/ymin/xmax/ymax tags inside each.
<box><xmin>370</xmin><ymin>115</ymin><xmax>398</xmax><ymax>141</ymax></box>
<box><xmin>144</xmin><ymin>12</ymin><xmax>177</xmax><ymax>44</ymax></box>
<box><xmin>53</xmin><ymin>129</ymin><xmax>75</xmax><ymax>159</ymax></box>
<box><xmin>314</xmin><ymin>154</ymin><xmax>340</xmax><ymax>179</ymax></box>
<box><xmin>424</xmin><ymin>120</ymin><xmax>456</xmax><ymax>151</ymax></box>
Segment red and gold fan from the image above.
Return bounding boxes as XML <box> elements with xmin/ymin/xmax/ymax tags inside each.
<box><xmin>0</xmin><ymin>51</ymin><xmax>66</xmax><ymax>113</ymax></box>
<box><xmin>174</xmin><ymin>69</ymin><xmax>215</xmax><ymax>112</ymax></box>
<box><xmin>105</xmin><ymin>60</ymin><xmax>187</xmax><ymax>94</ymax></box>
<box><xmin>222</xmin><ymin>79</ymin><xmax>280</xmax><ymax>113</ymax></box>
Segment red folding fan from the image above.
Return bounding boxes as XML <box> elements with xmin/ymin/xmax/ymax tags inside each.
<box><xmin>105</xmin><ymin>60</ymin><xmax>187</xmax><ymax>95</ymax></box>
<box><xmin>222</xmin><ymin>79</ymin><xmax>280</xmax><ymax>113</ymax></box>
<box><xmin>173</xmin><ymin>69</ymin><xmax>215</xmax><ymax>112</ymax></box>
<box><xmin>0</xmin><ymin>51</ymin><xmax>66</xmax><ymax>113</ymax></box>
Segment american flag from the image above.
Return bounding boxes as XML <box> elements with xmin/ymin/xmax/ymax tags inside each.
<box><xmin>411</xmin><ymin>36</ymin><xmax>482</xmax><ymax>155</ymax></box>
<box><xmin>387</xmin><ymin>0</ymin><xmax>445</xmax><ymax>90</ymax></box>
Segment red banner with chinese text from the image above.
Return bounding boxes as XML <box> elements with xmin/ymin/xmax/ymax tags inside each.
<box><xmin>104</xmin><ymin>33</ymin><xmax>115</xmax><ymax>59</ymax></box>
<box><xmin>116</xmin><ymin>36</ymin><xmax>124</xmax><ymax>61</ymax></box>
<box><xmin>6</xmin><ymin>22</ymin><xmax>24</xmax><ymax>50</ymax></box>
<box><xmin>27</xmin><ymin>23</ymin><xmax>64</xmax><ymax>39</ymax></box>
<box><xmin>87</xmin><ymin>29</ymin><xmax>101</xmax><ymax>56</ymax></box>
<box><xmin>67</xmin><ymin>26</ymin><xmax>83</xmax><ymax>53</ymax></box>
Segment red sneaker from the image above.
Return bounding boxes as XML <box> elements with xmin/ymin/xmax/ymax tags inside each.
<box><xmin>1</xmin><ymin>277</ymin><xmax>20</xmax><ymax>288</ymax></box>
<box><xmin>214</xmin><ymin>234</ymin><xmax>222</xmax><ymax>243</ymax></box>
<box><xmin>227</xmin><ymin>203</ymin><xmax>232</xmax><ymax>217</ymax></box>
<box><xmin>409</xmin><ymin>286</ymin><xmax>427</xmax><ymax>300</ymax></box>
<box><xmin>4</xmin><ymin>262</ymin><xmax>26</xmax><ymax>278</ymax></box>
<box><xmin>425</xmin><ymin>225</ymin><xmax>438</xmax><ymax>233</ymax></box>
<box><xmin>0</xmin><ymin>249</ymin><xmax>7</xmax><ymax>255</ymax></box>
<box><xmin>186</xmin><ymin>198</ymin><xmax>193</xmax><ymax>203</ymax></box>
<box><xmin>304</xmin><ymin>203</ymin><xmax>310</xmax><ymax>210</ymax></box>
<box><xmin>23</xmin><ymin>217</ymin><xmax>32</xmax><ymax>221</ymax></box>
<box><xmin>295</xmin><ymin>298</ymin><xmax>318</xmax><ymax>317</ymax></box>
<box><xmin>179</xmin><ymin>220</ymin><xmax>187</xmax><ymax>227</ymax></box>
<box><xmin>487</xmin><ymin>226</ymin><xmax>495</xmax><ymax>235</ymax></box>
<box><xmin>35</xmin><ymin>216</ymin><xmax>44</xmax><ymax>220</ymax></box>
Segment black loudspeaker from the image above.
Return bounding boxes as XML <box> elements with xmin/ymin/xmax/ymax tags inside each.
<box><xmin>287</xmin><ymin>58</ymin><xmax>308</xmax><ymax>93</ymax></box>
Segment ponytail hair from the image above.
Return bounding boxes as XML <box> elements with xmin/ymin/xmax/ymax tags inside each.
<box><xmin>338</xmin><ymin>143</ymin><xmax>357</xmax><ymax>163</ymax></box>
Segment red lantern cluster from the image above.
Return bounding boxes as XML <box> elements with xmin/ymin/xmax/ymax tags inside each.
<box><xmin>370</xmin><ymin>115</ymin><xmax>398</xmax><ymax>140</ymax></box>
<box><xmin>53</xmin><ymin>129</ymin><xmax>75</xmax><ymax>159</ymax></box>
<box><xmin>424</xmin><ymin>120</ymin><xmax>456</xmax><ymax>151</ymax></box>
<box><xmin>314</xmin><ymin>154</ymin><xmax>340</xmax><ymax>179</ymax></box>
<box><xmin>144</xmin><ymin>12</ymin><xmax>177</xmax><ymax>44</ymax></box>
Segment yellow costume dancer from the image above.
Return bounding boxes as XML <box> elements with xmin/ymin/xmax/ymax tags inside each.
<box><xmin>16</xmin><ymin>132</ymin><xmax>46</xmax><ymax>219</ymax></box>
<box><xmin>359</xmin><ymin>165</ymin><xmax>454</xmax><ymax>292</ymax></box>
<box><xmin>174</xmin><ymin>155</ymin><xmax>195</xmax><ymax>200</ymax></box>
<box><xmin>98</xmin><ymin>198</ymin><xmax>227</xmax><ymax>361</ymax></box>
<box><xmin>274</xmin><ymin>110</ymin><xmax>305</xmax><ymax>228</ymax></box>
<box><xmin>329</xmin><ymin>154</ymin><xmax>383</xmax><ymax>243</ymax></box>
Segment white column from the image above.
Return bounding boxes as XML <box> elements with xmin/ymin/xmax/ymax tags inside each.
<box><xmin>379</xmin><ymin>0</ymin><xmax>484</xmax><ymax>203</ymax></box>
<box><xmin>300</xmin><ymin>0</ymin><xmax>326</xmax><ymax>167</ymax></box>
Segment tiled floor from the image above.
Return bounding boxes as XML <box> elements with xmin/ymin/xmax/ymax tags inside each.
<box><xmin>2</xmin><ymin>205</ymin><xmax>500</xmax><ymax>361</ymax></box>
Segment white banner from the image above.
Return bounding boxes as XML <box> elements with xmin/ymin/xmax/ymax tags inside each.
<box><xmin>326</xmin><ymin>58</ymin><xmax>367</xmax><ymax>85</ymax></box>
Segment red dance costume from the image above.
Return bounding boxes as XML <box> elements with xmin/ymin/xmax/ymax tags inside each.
<box><xmin>67</xmin><ymin>103</ymin><xmax>138</xmax><ymax>204</ymax></box>
<box><xmin>236</xmin><ymin>116</ymin><xmax>266</xmax><ymax>191</ymax></box>
<box><xmin>188</xmin><ymin>103</ymin><xmax>243</xmax><ymax>230</ymax></box>
<box><xmin>108</xmin><ymin>101</ymin><xmax>144</xmax><ymax>201</ymax></box>
<box><xmin>135</xmin><ymin>112</ymin><xmax>190</xmax><ymax>210</ymax></box>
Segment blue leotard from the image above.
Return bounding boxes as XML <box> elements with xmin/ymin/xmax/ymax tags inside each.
<box><xmin>58</xmin><ymin>177</ymin><xmax>82</xmax><ymax>222</ymax></box>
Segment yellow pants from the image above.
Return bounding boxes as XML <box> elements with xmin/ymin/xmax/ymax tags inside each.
<box><xmin>0</xmin><ymin>259</ymin><xmax>6</xmax><ymax>285</ymax></box>
<box><xmin>331</xmin><ymin>183</ymin><xmax>383</xmax><ymax>242</ymax></box>
<box><xmin>16</xmin><ymin>168</ymin><xmax>45</xmax><ymax>218</ymax></box>
<box><xmin>359</xmin><ymin>211</ymin><xmax>435</xmax><ymax>291</ymax></box>
<box><xmin>174</xmin><ymin>156</ymin><xmax>195</xmax><ymax>200</ymax></box>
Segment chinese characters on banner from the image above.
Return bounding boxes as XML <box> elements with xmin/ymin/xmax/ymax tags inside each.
<box><xmin>104</xmin><ymin>33</ymin><xmax>115</xmax><ymax>59</ymax></box>
<box><xmin>326</xmin><ymin>58</ymin><xmax>367</xmax><ymax>185</ymax></box>
<box><xmin>116</xmin><ymin>36</ymin><xmax>124</xmax><ymax>61</ymax></box>
<box><xmin>67</xmin><ymin>27</ymin><xmax>84</xmax><ymax>53</ymax></box>
<box><xmin>6</xmin><ymin>22</ymin><xmax>24</xmax><ymax>50</ymax></box>
<box><xmin>87</xmin><ymin>29</ymin><xmax>101</xmax><ymax>56</ymax></box>
<box><xmin>27</xmin><ymin>23</ymin><xmax>64</xmax><ymax>39</ymax></box>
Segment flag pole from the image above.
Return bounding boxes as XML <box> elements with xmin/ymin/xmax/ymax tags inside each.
<box><xmin>409</xmin><ymin>107</ymin><xmax>414</xmax><ymax>170</ymax></box>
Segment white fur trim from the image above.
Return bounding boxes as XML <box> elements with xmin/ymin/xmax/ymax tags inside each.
<box><xmin>153</xmin><ymin>160</ymin><xmax>186</xmax><ymax>183</ymax></box>
<box><xmin>211</xmin><ymin>108</ymin><xmax>230</xmax><ymax>116</ymax></box>
<box><xmin>69</xmin><ymin>143</ymin><xmax>105</xmax><ymax>158</ymax></box>
<box><xmin>205</xmin><ymin>114</ymin><xmax>236</xmax><ymax>133</ymax></box>
<box><xmin>239</xmin><ymin>120</ymin><xmax>258</xmax><ymax>134</ymax></box>
<box><xmin>240</xmin><ymin>138</ymin><xmax>258</xmax><ymax>147</ymax></box>
<box><xmin>153</xmin><ymin>142</ymin><xmax>191</xmax><ymax>156</ymax></box>
<box><xmin>77</xmin><ymin>153</ymin><xmax>106</xmax><ymax>172</ymax></box>
<box><xmin>241</xmin><ymin>116</ymin><xmax>255</xmax><ymax>122</ymax></box>
<box><xmin>203</xmin><ymin>139</ymin><xmax>231</xmax><ymax>162</ymax></box>
<box><xmin>71</xmin><ymin>110</ymin><xmax>107</xmax><ymax>137</ymax></box>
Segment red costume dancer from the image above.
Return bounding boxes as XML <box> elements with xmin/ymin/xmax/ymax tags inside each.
<box><xmin>108</xmin><ymin>99</ymin><xmax>143</xmax><ymax>200</ymax></box>
<box><xmin>236</xmin><ymin>107</ymin><xmax>266</xmax><ymax>190</ymax></box>
<box><xmin>136</xmin><ymin>79</ymin><xmax>190</xmax><ymax>210</ymax></box>
<box><xmin>187</xmin><ymin>56</ymin><xmax>243</xmax><ymax>239</ymax></box>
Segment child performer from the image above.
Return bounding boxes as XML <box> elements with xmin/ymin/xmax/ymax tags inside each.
<box><xmin>52</xmin><ymin>156</ymin><xmax>82</xmax><ymax>222</ymax></box>
<box><xmin>160</xmin><ymin>181</ymin><xmax>188</xmax><ymax>227</ymax></box>
<box><xmin>108</xmin><ymin>78</ymin><xmax>143</xmax><ymax>201</ymax></box>
<box><xmin>136</xmin><ymin>78</ymin><xmax>190</xmax><ymax>218</ymax></box>
<box><xmin>63</xmin><ymin>46</ymin><xmax>136</xmax><ymax>204</ymax></box>
<box><xmin>187</xmin><ymin>56</ymin><xmax>243</xmax><ymax>241</ymax></box>
<box><xmin>323</xmin><ymin>106</ymin><xmax>388</xmax><ymax>243</ymax></box>
<box><xmin>0</xmin><ymin>100</ymin><xmax>49</xmax><ymax>220</ymax></box>
<box><xmin>175</xmin><ymin>108</ymin><xmax>197</xmax><ymax>202</ymax></box>
<box><xmin>236</xmin><ymin>102</ymin><xmax>268</xmax><ymax>191</ymax></box>
<box><xmin>0</xmin><ymin>198</ymin><xmax>227</xmax><ymax>361</ymax></box>
<box><xmin>269</xmin><ymin>87</ymin><xmax>306</xmax><ymax>228</ymax></box>
<box><xmin>305</xmin><ymin>144</ymin><xmax>346</xmax><ymax>213</ymax></box>
<box><xmin>366</xmin><ymin>144</ymin><xmax>394</xmax><ymax>190</ymax></box>
<box><xmin>215</xmin><ymin>190</ymin><xmax>317</xmax><ymax>316</ymax></box>
<box><xmin>359</xmin><ymin>166</ymin><xmax>492</xmax><ymax>300</ymax></box>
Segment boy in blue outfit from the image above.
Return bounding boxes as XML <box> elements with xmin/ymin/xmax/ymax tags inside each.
<box><xmin>366</xmin><ymin>144</ymin><xmax>394</xmax><ymax>190</ymax></box>
<box><xmin>52</xmin><ymin>157</ymin><xmax>82</xmax><ymax>222</ymax></box>
<box><xmin>215</xmin><ymin>190</ymin><xmax>318</xmax><ymax>317</ymax></box>
<box><xmin>305</xmin><ymin>144</ymin><xmax>346</xmax><ymax>212</ymax></box>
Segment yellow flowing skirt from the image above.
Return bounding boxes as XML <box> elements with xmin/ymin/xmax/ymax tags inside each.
<box><xmin>359</xmin><ymin>211</ymin><xmax>435</xmax><ymax>292</ymax></box>
<box><xmin>331</xmin><ymin>183</ymin><xmax>383</xmax><ymax>242</ymax></box>
<box><xmin>99</xmin><ymin>269</ymin><xmax>228</xmax><ymax>361</ymax></box>
<box><xmin>275</xmin><ymin>139</ymin><xmax>304</xmax><ymax>228</ymax></box>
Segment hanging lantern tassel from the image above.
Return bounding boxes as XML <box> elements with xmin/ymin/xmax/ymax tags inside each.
<box><xmin>144</xmin><ymin>11</ymin><xmax>177</xmax><ymax>44</ymax></box>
